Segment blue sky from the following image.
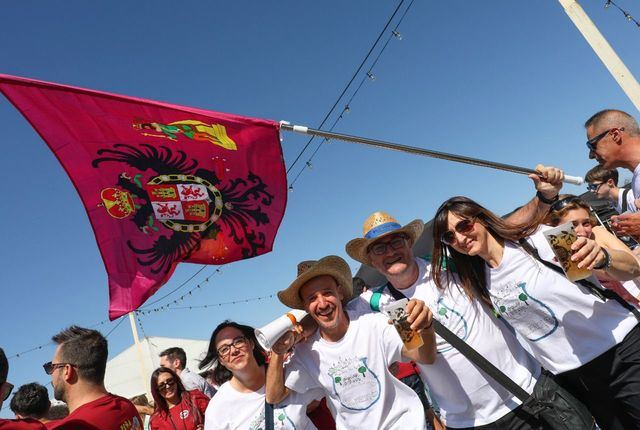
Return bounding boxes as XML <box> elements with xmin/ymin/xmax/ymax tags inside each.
<box><xmin>1</xmin><ymin>0</ymin><xmax>639</xmax><ymax>417</ymax></box>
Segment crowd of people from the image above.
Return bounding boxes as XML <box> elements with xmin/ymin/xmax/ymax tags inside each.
<box><xmin>3</xmin><ymin>108</ymin><xmax>640</xmax><ymax>429</ymax></box>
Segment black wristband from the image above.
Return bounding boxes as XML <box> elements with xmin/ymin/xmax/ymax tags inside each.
<box><xmin>536</xmin><ymin>191</ymin><xmax>559</xmax><ymax>205</ymax></box>
<box><xmin>593</xmin><ymin>248</ymin><xmax>611</xmax><ymax>270</ymax></box>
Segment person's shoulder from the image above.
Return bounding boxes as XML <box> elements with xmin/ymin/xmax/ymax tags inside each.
<box><xmin>0</xmin><ymin>418</ymin><xmax>47</xmax><ymax>430</ymax></box>
<box><xmin>188</xmin><ymin>389</ymin><xmax>210</xmax><ymax>402</ymax></box>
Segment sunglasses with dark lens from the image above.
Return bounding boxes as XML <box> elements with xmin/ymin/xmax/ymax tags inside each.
<box><xmin>550</xmin><ymin>196</ymin><xmax>582</xmax><ymax>213</ymax></box>
<box><xmin>368</xmin><ymin>235</ymin><xmax>407</xmax><ymax>256</ymax></box>
<box><xmin>586</xmin><ymin>182</ymin><xmax>604</xmax><ymax>193</ymax></box>
<box><xmin>1</xmin><ymin>382</ymin><xmax>14</xmax><ymax>401</ymax></box>
<box><xmin>217</xmin><ymin>336</ymin><xmax>248</xmax><ymax>357</ymax></box>
<box><xmin>43</xmin><ymin>361</ymin><xmax>72</xmax><ymax>375</ymax></box>
<box><xmin>585</xmin><ymin>127</ymin><xmax>624</xmax><ymax>151</ymax></box>
<box><xmin>441</xmin><ymin>218</ymin><xmax>476</xmax><ymax>245</ymax></box>
<box><xmin>157</xmin><ymin>378</ymin><xmax>176</xmax><ymax>392</ymax></box>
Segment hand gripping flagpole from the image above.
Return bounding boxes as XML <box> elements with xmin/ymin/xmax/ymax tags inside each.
<box><xmin>280</xmin><ymin>123</ymin><xmax>584</xmax><ymax>185</ymax></box>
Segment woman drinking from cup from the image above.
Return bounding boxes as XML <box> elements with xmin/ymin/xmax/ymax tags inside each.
<box><xmin>431</xmin><ymin>196</ymin><xmax>640</xmax><ymax>429</ymax></box>
<box><xmin>149</xmin><ymin>367</ymin><xmax>209</xmax><ymax>430</ymax></box>
<box><xmin>545</xmin><ymin>195</ymin><xmax>640</xmax><ymax>305</ymax></box>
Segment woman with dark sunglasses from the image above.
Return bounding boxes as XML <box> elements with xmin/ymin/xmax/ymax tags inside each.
<box><xmin>432</xmin><ymin>196</ymin><xmax>640</xmax><ymax>429</ymax></box>
<box><xmin>149</xmin><ymin>367</ymin><xmax>209</xmax><ymax>430</ymax></box>
<box><xmin>199</xmin><ymin>321</ymin><xmax>325</xmax><ymax>430</ymax></box>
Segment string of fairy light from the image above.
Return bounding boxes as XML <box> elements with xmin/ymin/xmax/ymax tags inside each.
<box><xmin>286</xmin><ymin>0</ymin><xmax>415</xmax><ymax>188</ymax></box>
<box><xmin>604</xmin><ymin>0</ymin><xmax>640</xmax><ymax>27</ymax></box>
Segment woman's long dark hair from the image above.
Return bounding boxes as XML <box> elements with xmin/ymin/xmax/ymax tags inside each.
<box><xmin>431</xmin><ymin>196</ymin><xmax>543</xmax><ymax>307</ymax></box>
<box><xmin>150</xmin><ymin>367</ymin><xmax>189</xmax><ymax>416</ymax></box>
<box><xmin>198</xmin><ymin>320</ymin><xmax>267</xmax><ymax>386</ymax></box>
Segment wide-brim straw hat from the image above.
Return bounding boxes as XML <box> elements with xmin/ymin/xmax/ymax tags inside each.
<box><xmin>345</xmin><ymin>211</ymin><xmax>424</xmax><ymax>266</ymax></box>
<box><xmin>277</xmin><ymin>255</ymin><xmax>353</xmax><ymax>310</ymax></box>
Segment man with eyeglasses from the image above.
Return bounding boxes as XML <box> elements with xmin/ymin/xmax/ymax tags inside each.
<box><xmin>585</xmin><ymin>165</ymin><xmax>637</xmax><ymax>214</ymax></box>
<box><xmin>0</xmin><ymin>347</ymin><xmax>46</xmax><ymax>429</ymax></box>
<box><xmin>586</xmin><ymin>109</ymin><xmax>640</xmax><ymax>240</ymax></box>
<box><xmin>44</xmin><ymin>326</ymin><xmax>142</xmax><ymax>430</ymax></box>
<box><xmin>341</xmin><ymin>166</ymin><xmax>575</xmax><ymax>428</ymax></box>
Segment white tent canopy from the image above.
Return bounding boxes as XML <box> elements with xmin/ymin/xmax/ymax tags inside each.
<box><xmin>104</xmin><ymin>336</ymin><xmax>211</xmax><ymax>399</ymax></box>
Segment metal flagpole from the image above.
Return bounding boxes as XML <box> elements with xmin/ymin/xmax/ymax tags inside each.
<box><xmin>280</xmin><ymin>123</ymin><xmax>584</xmax><ymax>185</ymax></box>
<box><xmin>558</xmin><ymin>0</ymin><xmax>640</xmax><ymax>112</ymax></box>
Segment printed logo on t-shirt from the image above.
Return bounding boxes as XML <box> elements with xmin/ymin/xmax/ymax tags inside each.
<box><xmin>248</xmin><ymin>407</ymin><xmax>296</xmax><ymax>430</ymax></box>
<box><xmin>120</xmin><ymin>416</ymin><xmax>142</xmax><ymax>430</ymax></box>
<box><xmin>179</xmin><ymin>408</ymin><xmax>190</xmax><ymax>420</ymax></box>
<box><xmin>434</xmin><ymin>297</ymin><xmax>468</xmax><ymax>353</ymax></box>
<box><xmin>491</xmin><ymin>281</ymin><xmax>558</xmax><ymax>341</ymax></box>
<box><xmin>328</xmin><ymin>356</ymin><xmax>381</xmax><ymax>410</ymax></box>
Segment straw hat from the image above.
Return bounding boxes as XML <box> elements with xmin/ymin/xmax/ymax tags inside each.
<box><xmin>345</xmin><ymin>211</ymin><xmax>424</xmax><ymax>266</ymax></box>
<box><xmin>277</xmin><ymin>256</ymin><xmax>353</xmax><ymax>310</ymax></box>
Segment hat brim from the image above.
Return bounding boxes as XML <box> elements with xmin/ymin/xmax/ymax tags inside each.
<box><xmin>345</xmin><ymin>219</ymin><xmax>424</xmax><ymax>266</ymax></box>
<box><xmin>277</xmin><ymin>255</ymin><xmax>354</xmax><ymax>310</ymax></box>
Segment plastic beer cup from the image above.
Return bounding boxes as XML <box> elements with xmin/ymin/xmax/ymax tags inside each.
<box><xmin>383</xmin><ymin>298</ymin><xmax>424</xmax><ymax>350</ymax></box>
<box><xmin>542</xmin><ymin>222</ymin><xmax>592</xmax><ymax>282</ymax></box>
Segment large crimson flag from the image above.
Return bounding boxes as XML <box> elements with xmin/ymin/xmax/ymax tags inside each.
<box><xmin>0</xmin><ymin>74</ymin><xmax>287</xmax><ymax>319</ymax></box>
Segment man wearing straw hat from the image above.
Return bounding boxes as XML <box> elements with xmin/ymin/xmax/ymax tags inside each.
<box><xmin>343</xmin><ymin>166</ymin><xmax>597</xmax><ymax>428</ymax></box>
<box><xmin>266</xmin><ymin>255</ymin><xmax>436</xmax><ymax>429</ymax></box>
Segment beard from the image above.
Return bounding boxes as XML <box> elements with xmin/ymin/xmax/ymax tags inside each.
<box><xmin>53</xmin><ymin>380</ymin><xmax>66</xmax><ymax>402</ymax></box>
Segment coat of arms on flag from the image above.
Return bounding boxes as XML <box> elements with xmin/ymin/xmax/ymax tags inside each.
<box><xmin>0</xmin><ymin>74</ymin><xmax>288</xmax><ymax>319</ymax></box>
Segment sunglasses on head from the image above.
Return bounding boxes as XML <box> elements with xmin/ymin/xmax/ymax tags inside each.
<box><xmin>550</xmin><ymin>196</ymin><xmax>583</xmax><ymax>213</ymax></box>
<box><xmin>441</xmin><ymin>217</ymin><xmax>476</xmax><ymax>245</ymax></box>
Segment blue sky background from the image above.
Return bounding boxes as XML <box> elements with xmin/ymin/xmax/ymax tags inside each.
<box><xmin>1</xmin><ymin>0</ymin><xmax>639</xmax><ymax>417</ymax></box>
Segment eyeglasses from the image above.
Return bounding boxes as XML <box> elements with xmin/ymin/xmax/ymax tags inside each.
<box><xmin>157</xmin><ymin>378</ymin><xmax>176</xmax><ymax>392</ymax></box>
<box><xmin>586</xmin><ymin>127</ymin><xmax>624</xmax><ymax>151</ymax></box>
<box><xmin>550</xmin><ymin>196</ymin><xmax>582</xmax><ymax>213</ymax></box>
<box><xmin>367</xmin><ymin>235</ymin><xmax>408</xmax><ymax>256</ymax></box>
<box><xmin>586</xmin><ymin>182</ymin><xmax>604</xmax><ymax>193</ymax></box>
<box><xmin>43</xmin><ymin>361</ymin><xmax>73</xmax><ymax>375</ymax></box>
<box><xmin>1</xmin><ymin>382</ymin><xmax>14</xmax><ymax>402</ymax></box>
<box><xmin>441</xmin><ymin>218</ymin><xmax>476</xmax><ymax>245</ymax></box>
<box><xmin>217</xmin><ymin>336</ymin><xmax>248</xmax><ymax>357</ymax></box>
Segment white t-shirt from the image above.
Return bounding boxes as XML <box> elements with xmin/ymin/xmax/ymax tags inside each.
<box><xmin>631</xmin><ymin>163</ymin><xmax>640</xmax><ymax>204</ymax></box>
<box><xmin>616</xmin><ymin>188</ymin><xmax>637</xmax><ymax>213</ymax></box>
<box><xmin>203</xmin><ymin>382</ymin><xmax>320</xmax><ymax>430</ymax></box>
<box><xmin>284</xmin><ymin>311</ymin><xmax>426</xmax><ymax>430</ymax></box>
<box><xmin>351</xmin><ymin>258</ymin><xmax>539</xmax><ymax>428</ymax></box>
<box><xmin>488</xmin><ymin>226</ymin><xmax>638</xmax><ymax>374</ymax></box>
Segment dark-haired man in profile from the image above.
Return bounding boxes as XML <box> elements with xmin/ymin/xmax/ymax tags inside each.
<box><xmin>159</xmin><ymin>347</ymin><xmax>216</xmax><ymax>397</ymax></box>
<box><xmin>10</xmin><ymin>383</ymin><xmax>51</xmax><ymax>423</ymax></box>
<box><xmin>0</xmin><ymin>347</ymin><xmax>46</xmax><ymax>429</ymax></box>
<box><xmin>45</xmin><ymin>326</ymin><xmax>142</xmax><ymax>430</ymax></box>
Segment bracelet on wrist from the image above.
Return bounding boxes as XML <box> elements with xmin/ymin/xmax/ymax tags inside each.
<box><xmin>593</xmin><ymin>248</ymin><xmax>611</xmax><ymax>270</ymax></box>
<box><xmin>536</xmin><ymin>190</ymin><xmax>559</xmax><ymax>205</ymax></box>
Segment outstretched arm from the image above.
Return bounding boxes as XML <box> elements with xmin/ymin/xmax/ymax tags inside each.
<box><xmin>505</xmin><ymin>164</ymin><xmax>564</xmax><ymax>225</ymax></box>
<box><xmin>265</xmin><ymin>332</ymin><xmax>296</xmax><ymax>404</ymax></box>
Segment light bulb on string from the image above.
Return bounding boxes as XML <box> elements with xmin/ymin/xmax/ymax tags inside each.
<box><xmin>306</xmin><ymin>161</ymin><xmax>313</xmax><ymax>169</ymax></box>
<box><xmin>392</xmin><ymin>30</ymin><xmax>403</xmax><ymax>40</ymax></box>
<box><xmin>605</xmin><ymin>0</ymin><xmax>611</xmax><ymax>8</ymax></box>
<box><xmin>625</xmin><ymin>12</ymin><xmax>633</xmax><ymax>21</ymax></box>
<box><xmin>344</xmin><ymin>105</ymin><xmax>350</xmax><ymax>114</ymax></box>
<box><xmin>367</xmin><ymin>72</ymin><xmax>376</xmax><ymax>81</ymax></box>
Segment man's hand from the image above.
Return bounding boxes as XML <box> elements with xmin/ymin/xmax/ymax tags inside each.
<box><xmin>611</xmin><ymin>213</ymin><xmax>640</xmax><ymax>239</ymax></box>
<box><xmin>271</xmin><ymin>330</ymin><xmax>298</xmax><ymax>355</ymax></box>
<box><xmin>405</xmin><ymin>299</ymin><xmax>433</xmax><ymax>333</ymax></box>
<box><xmin>570</xmin><ymin>236</ymin><xmax>606</xmax><ymax>270</ymax></box>
<box><xmin>529</xmin><ymin>164</ymin><xmax>564</xmax><ymax>199</ymax></box>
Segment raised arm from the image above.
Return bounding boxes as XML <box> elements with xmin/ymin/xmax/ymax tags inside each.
<box><xmin>265</xmin><ymin>333</ymin><xmax>295</xmax><ymax>404</ymax></box>
<box><xmin>400</xmin><ymin>299</ymin><xmax>437</xmax><ymax>365</ymax></box>
<box><xmin>505</xmin><ymin>164</ymin><xmax>564</xmax><ymax>226</ymax></box>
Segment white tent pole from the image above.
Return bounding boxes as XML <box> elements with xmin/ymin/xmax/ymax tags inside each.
<box><xmin>128</xmin><ymin>312</ymin><xmax>150</xmax><ymax>398</ymax></box>
<box><xmin>558</xmin><ymin>0</ymin><xmax>640</xmax><ymax>112</ymax></box>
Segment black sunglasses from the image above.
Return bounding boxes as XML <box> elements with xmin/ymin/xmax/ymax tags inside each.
<box><xmin>157</xmin><ymin>378</ymin><xmax>176</xmax><ymax>392</ymax></box>
<box><xmin>441</xmin><ymin>218</ymin><xmax>476</xmax><ymax>245</ymax></box>
<box><xmin>1</xmin><ymin>381</ymin><xmax>14</xmax><ymax>402</ymax></box>
<box><xmin>550</xmin><ymin>196</ymin><xmax>583</xmax><ymax>213</ymax></box>
<box><xmin>586</xmin><ymin>127</ymin><xmax>624</xmax><ymax>151</ymax></box>
<box><xmin>586</xmin><ymin>182</ymin><xmax>604</xmax><ymax>193</ymax></box>
<box><xmin>43</xmin><ymin>361</ymin><xmax>74</xmax><ymax>375</ymax></box>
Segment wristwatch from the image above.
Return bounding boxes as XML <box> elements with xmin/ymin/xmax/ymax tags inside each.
<box><xmin>536</xmin><ymin>191</ymin><xmax>559</xmax><ymax>205</ymax></box>
<box><xmin>593</xmin><ymin>248</ymin><xmax>611</xmax><ymax>270</ymax></box>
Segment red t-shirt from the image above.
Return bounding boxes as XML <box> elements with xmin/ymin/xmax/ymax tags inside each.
<box><xmin>149</xmin><ymin>390</ymin><xmax>209</xmax><ymax>430</ymax></box>
<box><xmin>0</xmin><ymin>418</ymin><xmax>47</xmax><ymax>430</ymax></box>
<box><xmin>46</xmin><ymin>393</ymin><xmax>142</xmax><ymax>430</ymax></box>
<box><xmin>393</xmin><ymin>361</ymin><xmax>420</xmax><ymax>379</ymax></box>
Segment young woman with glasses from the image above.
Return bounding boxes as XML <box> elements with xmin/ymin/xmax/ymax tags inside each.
<box><xmin>545</xmin><ymin>195</ymin><xmax>640</xmax><ymax>306</ymax></box>
<box><xmin>431</xmin><ymin>195</ymin><xmax>640</xmax><ymax>429</ymax></box>
<box><xmin>149</xmin><ymin>367</ymin><xmax>209</xmax><ymax>430</ymax></box>
<box><xmin>199</xmin><ymin>320</ymin><xmax>325</xmax><ymax>430</ymax></box>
